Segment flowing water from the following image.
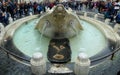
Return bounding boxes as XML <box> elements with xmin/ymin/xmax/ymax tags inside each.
<box><xmin>39</xmin><ymin>22</ymin><xmax>47</xmax><ymax>50</ymax></box>
<box><xmin>13</xmin><ymin>18</ymin><xmax>108</xmax><ymax>61</ymax></box>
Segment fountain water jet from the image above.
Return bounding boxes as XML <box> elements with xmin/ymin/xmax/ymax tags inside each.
<box><xmin>39</xmin><ymin>23</ymin><xmax>47</xmax><ymax>48</ymax></box>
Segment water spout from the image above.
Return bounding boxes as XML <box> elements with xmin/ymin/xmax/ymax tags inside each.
<box><xmin>71</xmin><ymin>22</ymin><xmax>79</xmax><ymax>35</ymax></box>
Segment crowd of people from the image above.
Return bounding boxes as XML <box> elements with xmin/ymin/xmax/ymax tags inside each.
<box><xmin>0</xmin><ymin>0</ymin><xmax>120</xmax><ymax>26</ymax></box>
<box><xmin>102</xmin><ymin>0</ymin><xmax>120</xmax><ymax>23</ymax></box>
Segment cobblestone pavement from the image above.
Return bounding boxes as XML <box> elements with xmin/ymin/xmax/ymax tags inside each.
<box><xmin>0</xmin><ymin>46</ymin><xmax>120</xmax><ymax>75</ymax></box>
<box><xmin>89</xmin><ymin>50</ymin><xmax>120</xmax><ymax>75</ymax></box>
<box><xmin>0</xmin><ymin>50</ymin><xmax>32</xmax><ymax>75</ymax></box>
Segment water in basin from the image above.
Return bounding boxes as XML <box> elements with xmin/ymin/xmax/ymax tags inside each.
<box><xmin>13</xmin><ymin>18</ymin><xmax>108</xmax><ymax>61</ymax></box>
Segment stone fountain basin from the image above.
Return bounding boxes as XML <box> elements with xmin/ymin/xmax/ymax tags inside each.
<box><xmin>1</xmin><ymin>14</ymin><xmax>120</xmax><ymax>66</ymax></box>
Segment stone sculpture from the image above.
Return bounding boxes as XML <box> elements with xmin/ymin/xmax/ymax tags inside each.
<box><xmin>35</xmin><ymin>4</ymin><xmax>83</xmax><ymax>39</ymax></box>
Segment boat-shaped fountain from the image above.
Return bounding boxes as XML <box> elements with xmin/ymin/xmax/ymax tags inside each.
<box><xmin>0</xmin><ymin>4</ymin><xmax>120</xmax><ymax>75</ymax></box>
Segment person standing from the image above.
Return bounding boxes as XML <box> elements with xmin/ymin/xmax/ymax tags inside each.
<box><xmin>115</xmin><ymin>11</ymin><xmax>120</xmax><ymax>24</ymax></box>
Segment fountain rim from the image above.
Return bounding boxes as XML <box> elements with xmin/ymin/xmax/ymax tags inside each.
<box><xmin>1</xmin><ymin>12</ymin><xmax>120</xmax><ymax>66</ymax></box>
<box><xmin>1</xmin><ymin>44</ymin><xmax>120</xmax><ymax>66</ymax></box>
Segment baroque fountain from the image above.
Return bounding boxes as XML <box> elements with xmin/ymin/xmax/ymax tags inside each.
<box><xmin>0</xmin><ymin>4</ymin><xmax>120</xmax><ymax>75</ymax></box>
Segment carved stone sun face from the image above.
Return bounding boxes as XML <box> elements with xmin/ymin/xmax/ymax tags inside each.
<box><xmin>53</xmin><ymin>4</ymin><xmax>66</xmax><ymax>19</ymax></box>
